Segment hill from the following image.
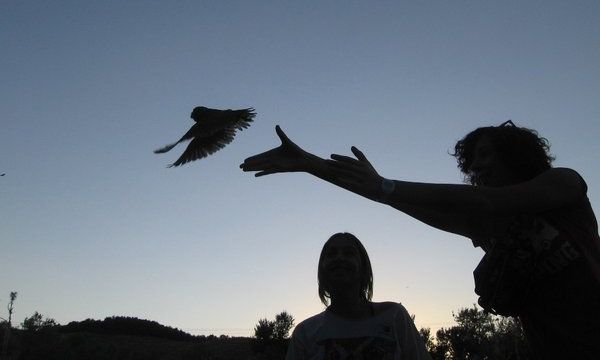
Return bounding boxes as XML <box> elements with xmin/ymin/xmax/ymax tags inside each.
<box><xmin>1</xmin><ymin>316</ymin><xmax>260</xmax><ymax>360</ymax></box>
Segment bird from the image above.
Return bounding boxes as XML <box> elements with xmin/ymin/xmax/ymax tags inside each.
<box><xmin>154</xmin><ymin>106</ymin><xmax>256</xmax><ymax>167</ymax></box>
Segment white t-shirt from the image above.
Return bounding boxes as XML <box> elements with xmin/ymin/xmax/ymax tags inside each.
<box><xmin>286</xmin><ymin>302</ymin><xmax>431</xmax><ymax>360</ymax></box>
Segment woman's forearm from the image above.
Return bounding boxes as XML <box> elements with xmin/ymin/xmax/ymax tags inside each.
<box><xmin>385</xmin><ymin>180</ymin><xmax>494</xmax><ymax>215</ymax></box>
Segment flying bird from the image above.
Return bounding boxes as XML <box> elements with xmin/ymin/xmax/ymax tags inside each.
<box><xmin>154</xmin><ymin>106</ymin><xmax>256</xmax><ymax>167</ymax></box>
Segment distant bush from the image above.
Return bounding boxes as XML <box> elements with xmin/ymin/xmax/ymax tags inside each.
<box><xmin>253</xmin><ymin>311</ymin><xmax>294</xmax><ymax>341</ymax></box>
<box><xmin>420</xmin><ymin>305</ymin><xmax>531</xmax><ymax>360</ymax></box>
<box><xmin>252</xmin><ymin>311</ymin><xmax>294</xmax><ymax>359</ymax></box>
<box><xmin>254</xmin><ymin>318</ymin><xmax>275</xmax><ymax>341</ymax></box>
<box><xmin>21</xmin><ymin>311</ymin><xmax>57</xmax><ymax>332</ymax></box>
<box><xmin>59</xmin><ymin>316</ymin><xmax>198</xmax><ymax>342</ymax></box>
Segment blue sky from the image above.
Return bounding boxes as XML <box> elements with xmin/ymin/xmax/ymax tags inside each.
<box><xmin>1</xmin><ymin>1</ymin><xmax>599</xmax><ymax>336</ymax></box>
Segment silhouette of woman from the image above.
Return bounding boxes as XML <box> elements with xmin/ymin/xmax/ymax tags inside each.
<box><xmin>242</xmin><ymin>122</ymin><xmax>600</xmax><ymax>359</ymax></box>
<box><xmin>286</xmin><ymin>232</ymin><xmax>430</xmax><ymax>360</ymax></box>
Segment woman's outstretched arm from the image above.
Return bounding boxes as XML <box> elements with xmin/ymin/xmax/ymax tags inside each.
<box><xmin>240</xmin><ymin>126</ymin><xmax>585</xmax><ymax>237</ymax></box>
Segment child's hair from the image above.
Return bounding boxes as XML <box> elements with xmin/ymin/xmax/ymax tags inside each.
<box><xmin>317</xmin><ymin>233</ymin><xmax>373</xmax><ymax>306</ymax></box>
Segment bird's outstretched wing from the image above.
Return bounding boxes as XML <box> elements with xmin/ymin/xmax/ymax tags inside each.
<box><xmin>229</xmin><ymin>108</ymin><xmax>256</xmax><ymax>131</ymax></box>
<box><xmin>167</xmin><ymin>128</ymin><xmax>237</xmax><ymax>167</ymax></box>
<box><xmin>153</xmin><ymin>124</ymin><xmax>200</xmax><ymax>153</ymax></box>
<box><xmin>193</xmin><ymin>107</ymin><xmax>256</xmax><ymax>134</ymax></box>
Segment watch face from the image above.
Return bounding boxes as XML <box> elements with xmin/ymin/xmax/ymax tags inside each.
<box><xmin>382</xmin><ymin>179</ymin><xmax>395</xmax><ymax>194</ymax></box>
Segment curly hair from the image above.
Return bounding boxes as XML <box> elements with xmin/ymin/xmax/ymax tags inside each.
<box><xmin>453</xmin><ymin>121</ymin><xmax>555</xmax><ymax>185</ymax></box>
<box><xmin>317</xmin><ymin>233</ymin><xmax>373</xmax><ymax>307</ymax></box>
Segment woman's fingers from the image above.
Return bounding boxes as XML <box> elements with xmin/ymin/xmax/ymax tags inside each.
<box><xmin>331</xmin><ymin>147</ymin><xmax>371</xmax><ymax>167</ymax></box>
<box><xmin>329</xmin><ymin>156</ymin><xmax>371</xmax><ymax>176</ymax></box>
<box><xmin>330</xmin><ymin>153</ymin><xmax>359</xmax><ymax>163</ymax></box>
<box><xmin>256</xmin><ymin>169</ymin><xmax>279</xmax><ymax>177</ymax></box>
<box><xmin>350</xmin><ymin>146</ymin><xmax>378</xmax><ymax>173</ymax></box>
<box><xmin>240</xmin><ymin>148</ymin><xmax>279</xmax><ymax>169</ymax></box>
<box><xmin>251</xmin><ymin>162</ymin><xmax>285</xmax><ymax>176</ymax></box>
<box><xmin>351</xmin><ymin>146</ymin><xmax>368</xmax><ymax>162</ymax></box>
<box><xmin>275</xmin><ymin>125</ymin><xmax>291</xmax><ymax>145</ymax></box>
<box><xmin>240</xmin><ymin>157</ymin><xmax>266</xmax><ymax>171</ymax></box>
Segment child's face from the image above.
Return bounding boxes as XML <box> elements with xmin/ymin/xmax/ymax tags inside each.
<box><xmin>321</xmin><ymin>237</ymin><xmax>362</xmax><ymax>288</ymax></box>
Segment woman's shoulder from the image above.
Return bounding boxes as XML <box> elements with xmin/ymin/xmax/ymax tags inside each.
<box><xmin>294</xmin><ymin>310</ymin><xmax>327</xmax><ymax>333</ymax></box>
<box><xmin>540</xmin><ymin>167</ymin><xmax>588</xmax><ymax>194</ymax></box>
<box><xmin>371</xmin><ymin>301</ymin><xmax>409</xmax><ymax>316</ymax></box>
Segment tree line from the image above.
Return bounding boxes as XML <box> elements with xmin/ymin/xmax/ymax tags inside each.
<box><xmin>2</xmin><ymin>290</ymin><xmax>532</xmax><ymax>359</ymax></box>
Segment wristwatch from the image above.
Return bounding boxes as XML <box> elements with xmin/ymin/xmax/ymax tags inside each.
<box><xmin>380</xmin><ymin>178</ymin><xmax>396</xmax><ymax>198</ymax></box>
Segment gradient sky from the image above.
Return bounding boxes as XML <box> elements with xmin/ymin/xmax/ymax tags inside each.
<box><xmin>1</xmin><ymin>1</ymin><xmax>599</xmax><ymax>336</ymax></box>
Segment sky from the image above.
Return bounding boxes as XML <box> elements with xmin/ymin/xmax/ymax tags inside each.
<box><xmin>1</xmin><ymin>1</ymin><xmax>599</xmax><ymax>337</ymax></box>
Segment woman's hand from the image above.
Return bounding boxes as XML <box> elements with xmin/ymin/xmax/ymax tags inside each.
<box><xmin>327</xmin><ymin>146</ymin><xmax>385</xmax><ymax>201</ymax></box>
<box><xmin>240</xmin><ymin>125</ymin><xmax>317</xmax><ymax>176</ymax></box>
<box><xmin>240</xmin><ymin>128</ymin><xmax>386</xmax><ymax>201</ymax></box>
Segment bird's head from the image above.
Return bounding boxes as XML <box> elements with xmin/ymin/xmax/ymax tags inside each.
<box><xmin>190</xmin><ymin>106</ymin><xmax>208</xmax><ymax>120</ymax></box>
